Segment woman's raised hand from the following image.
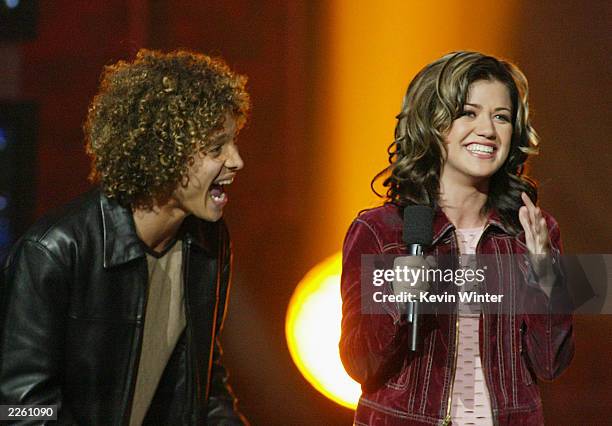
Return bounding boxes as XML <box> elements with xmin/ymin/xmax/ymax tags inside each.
<box><xmin>519</xmin><ymin>192</ymin><xmax>550</xmax><ymax>255</ymax></box>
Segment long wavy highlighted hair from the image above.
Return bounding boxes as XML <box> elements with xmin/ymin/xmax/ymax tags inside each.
<box><xmin>372</xmin><ymin>51</ymin><xmax>540</xmax><ymax>233</ymax></box>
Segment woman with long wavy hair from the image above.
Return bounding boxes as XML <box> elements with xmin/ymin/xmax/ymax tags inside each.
<box><xmin>340</xmin><ymin>51</ymin><xmax>574</xmax><ymax>425</ymax></box>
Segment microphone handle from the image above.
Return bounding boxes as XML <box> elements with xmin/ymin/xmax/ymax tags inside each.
<box><xmin>408</xmin><ymin>244</ymin><xmax>423</xmax><ymax>351</ymax></box>
<box><xmin>410</xmin><ymin>296</ymin><xmax>419</xmax><ymax>351</ymax></box>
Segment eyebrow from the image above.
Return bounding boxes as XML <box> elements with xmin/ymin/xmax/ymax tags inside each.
<box><xmin>465</xmin><ymin>102</ymin><xmax>512</xmax><ymax>113</ymax></box>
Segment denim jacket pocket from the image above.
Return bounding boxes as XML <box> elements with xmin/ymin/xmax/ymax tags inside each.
<box><xmin>385</xmin><ymin>353</ymin><xmax>420</xmax><ymax>391</ymax></box>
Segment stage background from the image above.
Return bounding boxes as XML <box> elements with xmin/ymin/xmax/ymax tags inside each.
<box><xmin>1</xmin><ymin>1</ymin><xmax>610</xmax><ymax>424</ymax></box>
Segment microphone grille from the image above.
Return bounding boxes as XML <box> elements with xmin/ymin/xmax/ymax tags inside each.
<box><xmin>403</xmin><ymin>205</ymin><xmax>434</xmax><ymax>246</ymax></box>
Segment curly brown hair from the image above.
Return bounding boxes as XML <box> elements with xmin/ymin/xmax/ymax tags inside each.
<box><xmin>85</xmin><ymin>48</ymin><xmax>250</xmax><ymax>209</ymax></box>
<box><xmin>373</xmin><ymin>51</ymin><xmax>539</xmax><ymax>233</ymax></box>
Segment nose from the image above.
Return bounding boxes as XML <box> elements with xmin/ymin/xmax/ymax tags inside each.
<box><xmin>475</xmin><ymin>114</ymin><xmax>496</xmax><ymax>139</ymax></box>
<box><xmin>226</xmin><ymin>143</ymin><xmax>244</xmax><ymax>171</ymax></box>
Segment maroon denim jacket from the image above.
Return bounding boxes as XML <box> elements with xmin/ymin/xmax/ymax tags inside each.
<box><xmin>340</xmin><ymin>203</ymin><xmax>574</xmax><ymax>426</ymax></box>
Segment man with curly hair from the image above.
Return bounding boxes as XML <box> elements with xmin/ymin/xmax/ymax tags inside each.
<box><xmin>0</xmin><ymin>49</ymin><xmax>250</xmax><ymax>425</ymax></box>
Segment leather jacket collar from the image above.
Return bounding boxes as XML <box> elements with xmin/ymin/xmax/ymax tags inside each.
<box><xmin>99</xmin><ymin>193</ymin><xmax>216</xmax><ymax>269</ymax></box>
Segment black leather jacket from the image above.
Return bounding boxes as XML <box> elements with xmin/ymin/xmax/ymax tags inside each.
<box><xmin>0</xmin><ymin>190</ymin><xmax>246</xmax><ymax>425</ymax></box>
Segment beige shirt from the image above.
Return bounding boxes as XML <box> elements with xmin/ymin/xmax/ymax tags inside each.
<box><xmin>129</xmin><ymin>242</ymin><xmax>186</xmax><ymax>426</ymax></box>
<box><xmin>451</xmin><ymin>227</ymin><xmax>494</xmax><ymax>426</ymax></box>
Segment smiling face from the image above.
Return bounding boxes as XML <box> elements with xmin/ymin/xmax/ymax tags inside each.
<box><xmin>441</xmin><ymin>79</ymin><xmax>513</xmax><ymax>187</ymax></box>
<box><xmin>171</xmin><ymin>114</ymin><xmax>244</xmax><ymax>222</ymax></box>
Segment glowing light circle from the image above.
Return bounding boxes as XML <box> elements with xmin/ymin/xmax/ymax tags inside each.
<box><xmin>285</xmin><ymin>252</ymin><xmax>360</xmax><ymax>409</ymax></box>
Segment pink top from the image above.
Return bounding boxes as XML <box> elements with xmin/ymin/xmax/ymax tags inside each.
<box><xmin>451</xmin><ymin>227</ymin><xmax>493</xmax><ymax>426</ymax></box>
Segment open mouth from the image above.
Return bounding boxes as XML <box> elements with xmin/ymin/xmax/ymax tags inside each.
<box><xmin>208</xmin><ymin>177</ymin><xmax>234</xmax><ymax>205</ymax></box>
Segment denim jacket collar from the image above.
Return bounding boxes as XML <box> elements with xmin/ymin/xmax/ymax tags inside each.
<box><xmin>431</xmin><ymin>205</ymin><xmax>511</xmax><ymax>246</ymax></box>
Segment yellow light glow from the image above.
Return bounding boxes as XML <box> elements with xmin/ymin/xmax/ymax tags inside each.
<box><xmin>285</xmin><ymin>252</ymin><xmax>360</xmax><ymax>409</ymax></box>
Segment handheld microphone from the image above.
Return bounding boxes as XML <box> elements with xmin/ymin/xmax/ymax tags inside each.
<box><xmin>402</xmin><ymin>205</ymin><xmax>434</xmax><ymax>351</ymax></box>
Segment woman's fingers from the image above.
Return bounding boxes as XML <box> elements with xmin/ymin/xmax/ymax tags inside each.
<box><xmin>520</xmin><ymin>192</ymin><xmax>551</xmax><ymax>254</ymax></box>
<box><xmin>521</xmin><ymin>192</ymin><xmax>538</xmax><ymax>227</ymax></box>
<box><xmin>519</xmin><ymin>206</ymin><xmax>532</xmax><ymax>235</ymax></box>
<box><xmin>519</xmin><ymin>206</ymin><xmax>534</xmax><ymax>252</ymax></box>
<box><xmin>521</xmin><ymin>192</ymin><xmax>535</xmax><ymax>209</ymax></box>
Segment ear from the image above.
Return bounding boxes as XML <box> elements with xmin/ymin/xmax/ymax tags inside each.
<box><xmin>179</xmin><ymin>174</ymin><xmax>190</xmax><ymax>188</ymax></box>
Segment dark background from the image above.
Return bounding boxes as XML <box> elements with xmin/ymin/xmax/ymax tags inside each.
<box><xmin>1</xmin><ymin>1</ymin><xmax>610</xmax><ymax>424</ymax></box>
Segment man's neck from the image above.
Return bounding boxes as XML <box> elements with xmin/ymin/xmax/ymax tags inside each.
<box><xmin>132</xmin><ymin>204</ymin><xmax>187</xmax><ymax>254</ymax></box>
<box><xmin>439</xmin><ymin>172</ymin><xmax>489</xmax><ymax>229</ymax></box>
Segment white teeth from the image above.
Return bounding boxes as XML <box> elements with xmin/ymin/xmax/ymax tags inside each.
<box><xmin>210</xmin><ymin>192</ymin><xmax>227</xmax><ymax>202</ymax></box>
<box><xmin>467</xmin><ymin>144</ymin><xmax>494</xmax><ymax>154</ymax></box>
<box><xmin>215</xmin><ymin>178</ymin><xmax>234</xmax><ymax>185</ymax></box>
